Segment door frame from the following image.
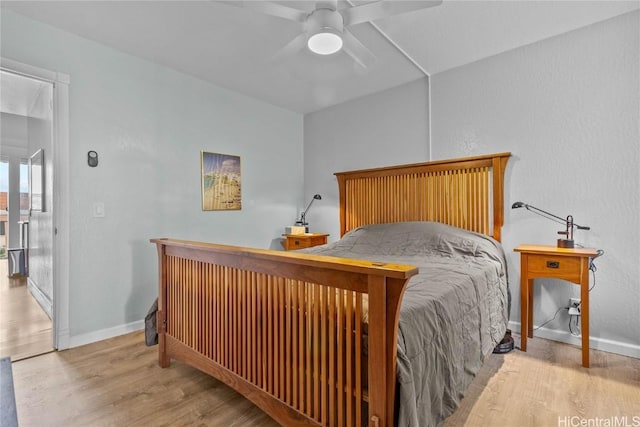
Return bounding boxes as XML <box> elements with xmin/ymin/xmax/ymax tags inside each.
<box><xmin>1</xmin><ymin>57</ymin><xmax>71</xmax><ymax>350</ymax></box>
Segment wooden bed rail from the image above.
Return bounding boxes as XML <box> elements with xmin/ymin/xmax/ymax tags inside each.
<box><xmin>152</xmin><ymin>238</ymin><xmax>418</xmax><ymax>427</ymax></box>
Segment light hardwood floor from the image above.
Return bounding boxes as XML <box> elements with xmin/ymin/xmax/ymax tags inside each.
<box><xmin>0</xmin><ymin>259</ymin><xmax>53</xmax><ymax>361</ymax></box>
<box><xmin>10</xmin><ymin>330</ymin><xmax>640</xmax><ymax>426</ymax></box>
<box><xmin>444</xmin><ymin>337</ymin><xmax>640</xmax><ymax>426</ymax></box>
<box><xmin>12</xmin><ymin>331</ymin><xmax>279</xmax><ymax>427</ymax></box>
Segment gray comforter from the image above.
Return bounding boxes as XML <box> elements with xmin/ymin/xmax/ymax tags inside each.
<box><xmin>301</xmin><ymin>221</ymin><xmax>509</xmax><ymax>427</ymax></box>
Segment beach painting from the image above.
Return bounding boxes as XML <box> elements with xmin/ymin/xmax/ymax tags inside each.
<box><xmin>201</xmin><ymin>151</ymin><xmax>241</xmax><ymax>211</ymax></box>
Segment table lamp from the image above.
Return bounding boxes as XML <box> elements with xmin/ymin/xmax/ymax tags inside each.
<box><xmin>295</xmin><ymin>194</ymin><xmax>321</xmax><ymax>233</ymax></box>
<box><xmin>511</xmin><ymin>201</ymin><xmax>590</xmax><ymax>248</ymax></box>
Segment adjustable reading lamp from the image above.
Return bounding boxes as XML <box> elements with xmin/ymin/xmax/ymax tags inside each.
<box><xmin>511</xmin><ymin>201</ymin><xmax>590</xmax><ymax>248</ymax></box>
<box><xmin>295</xmin><ymin>194</ymin><xmax>322</xmax><ymax>232</ymax></box>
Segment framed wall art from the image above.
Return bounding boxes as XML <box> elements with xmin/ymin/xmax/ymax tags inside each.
<box><xmin>201</xmin><ymin>151</ymin><xmax>241</xmax><ymax>211</ymax></box>
<box><xmin>29</xmin><ymin>148</ymin><xmax>45</xmax><ymax>212</ymax></box>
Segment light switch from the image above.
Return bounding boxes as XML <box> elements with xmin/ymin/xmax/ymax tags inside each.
<box><xmin>93</xmin><ymin>202</ymin><xmax>105</xmax><ymax>218</ymax></box>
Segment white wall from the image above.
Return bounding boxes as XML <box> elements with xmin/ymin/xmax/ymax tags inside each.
<box><xmin>431</xmin><ymin>11</ymin><xmax>640</xmax><ymax>356</ymax></box>
<box><xmin>1</xmin><ymin>10</ymin><xmax>304</xmax><ymax>341</ymax></box>
<box><xmin>303</xmin><ymin>78</ymin><xmax>430</xmax><ymax>240</ymax></box>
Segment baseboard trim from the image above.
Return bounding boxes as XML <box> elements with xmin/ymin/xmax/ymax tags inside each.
<box><xmin>27</xmin><ymin>278</ymin><xmax>52</xmax><ymax>319</ymax></box>
<box><xmin>68</xmin><ymin>320</ymin><xmax>144</xmax><ymax>349</ymax></box>
<box><xmin>508</xmin><ymin>321</ymin><xmax>640</xmax><ymax>360</ymax></box>
<box><xmin>55</xmin><ymin>328</ymin><xmax>70</xmax><ymax>351</ymax></box>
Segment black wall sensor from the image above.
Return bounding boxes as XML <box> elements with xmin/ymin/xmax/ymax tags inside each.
<box><xmin>88</xmin><ymin>151</ymin><xmax>98</xmax><ymax>167</ymax></box>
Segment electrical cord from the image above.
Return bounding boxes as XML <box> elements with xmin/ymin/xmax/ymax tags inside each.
<box><xmin>534</xmin><ymin>306</ymin><xmax>568</xmax><ymax>331</ymax></box>
<box><xmin>533</xmin><ymin>304</ymin><xmax>582</xmax><ymax>336</ymax></box>
<box><xmin>569</xmin><ymin>311</ymin><xmax>581</xmax><ymax>336</ymax></box>
<box><xmin>589</xmin><ymin>249</ymin><xmax>604</xmax><ymax>292</ymax></box>
<box><xmin>566</xmin><ymin>249</ymin><xmax>602</xmax><ymax>335</ymax></box>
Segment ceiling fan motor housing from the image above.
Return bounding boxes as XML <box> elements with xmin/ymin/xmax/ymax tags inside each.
<box><xmin>307</xmin><ymin>8</ymin><xmax>344</xmax><ymax>37</ymax></box>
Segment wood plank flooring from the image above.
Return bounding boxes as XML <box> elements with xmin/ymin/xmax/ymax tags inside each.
<box><xmin>444</xmin><ymin>336</ymin><xmax>640</xmax><ymax>426</ymax></box>
<box><xmin>0</xmin><ymin>260</ymin><xmax>53</xmax><ymax>361</ymax></box>
<box><xmin>10</xmin><ymin>330</ymin><xmax>640</xmax><ymax>426</ymax></box>
<box><xmin>12</xmin><ymin>331</ymin><xmax>278</xmax><ymax>427</ymax></box>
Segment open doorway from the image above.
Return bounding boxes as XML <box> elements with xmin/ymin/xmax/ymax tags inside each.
<box><xmin>0</xmin><ymin>69</ymin><xmax>54</xmax><ymax>360</ymax></box>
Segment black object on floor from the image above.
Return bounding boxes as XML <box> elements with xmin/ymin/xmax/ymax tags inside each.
<box><xmin>493</xmin><ymin>329</ymin><xmax>515</xmax><ymax>354</ymax></box>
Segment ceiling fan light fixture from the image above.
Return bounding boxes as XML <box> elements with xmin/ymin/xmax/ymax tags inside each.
<box><xmin>308</xmin><ymin>30</ymin><xmax>343</xmax><ymax>55</ymax></box>
<box><xmin>306</xmin><ymin>7</ymin><xmax>344</xmax><ymax>55</ymax></box>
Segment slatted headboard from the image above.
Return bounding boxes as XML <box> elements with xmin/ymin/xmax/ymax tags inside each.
<box><xmin>334</xmin><ymin>152</ymin><xmax>511</xmax><ymax>242</ymax></box>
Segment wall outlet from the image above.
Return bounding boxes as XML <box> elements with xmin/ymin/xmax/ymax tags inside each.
<box><xmin>93</xmin><ymin>202</ymin><xmax>105</xmax><ymax>218</ymax></box>
<box><xmin>568</xmin><ymin>298</ymin><xmax>581</xmax><ymax>316</ymax></box>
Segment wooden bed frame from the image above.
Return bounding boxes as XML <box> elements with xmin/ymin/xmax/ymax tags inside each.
<box><xmin>151</xmin><ymin>152</ymin><xmax>510</xmax><ymax>427</ymax></box>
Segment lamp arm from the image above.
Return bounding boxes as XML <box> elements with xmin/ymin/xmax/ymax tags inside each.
<box><xmin>297</xmin><ymin>194</ymin><xmax>322</xmax><ymax>224</ymax></box>
<box><xmin>301</xmin><ymin>199</ymin><xmax>317</xmax><ymax>219</ymax></box>
<box><xmin>522</xmin><ymin>204</ymin><xmax>590</xmax><ymax>230</ymax></box>
<box><xmin>522</xmin><ymin>204</ymin><xmax>567</xmax><ymax>225</ymax></box>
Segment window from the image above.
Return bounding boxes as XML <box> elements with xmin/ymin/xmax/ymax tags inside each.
<box><xmin>0</xmin><ymin>160</ymin><xmax>7</xmax><ymax>258</ymax></box>
<box><xmin>20</xmin><ymin>160</ymin><xmax>29</xmax><ymax>221</ymax></box>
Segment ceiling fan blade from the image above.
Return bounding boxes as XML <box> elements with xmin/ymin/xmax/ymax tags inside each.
<box><xmin>271</xmin><ymin>32</ymin><xmax>308</xmax><ymax>64</ymax></box>
<box><xmin>342</xmin><ymin>29</ymin><xmax>376</xmax><ymax>69</ymax></box>
<box><xmin>341</xmin><ymin>0</ymin><xmax>442</xmax><ymax>26</ymax></box>
<box><xmin>219</xmin><ymin>0</ymin><xmax>307</xmax><ymax>23</ymax></box>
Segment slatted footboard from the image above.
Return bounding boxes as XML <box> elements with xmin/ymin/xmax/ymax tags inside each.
<box><xmin>152</xmin><ymin>239</ymin><xmax>418</xmax><ymax>427</ymax></box>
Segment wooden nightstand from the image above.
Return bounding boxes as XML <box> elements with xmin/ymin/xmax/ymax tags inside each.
<box><xmin>514</xmin><ymin>244</ymin><xmax>599</xmax><ymax>367</ymax></box>
<box><xmin>281</xmin><ymin>233</ymin><xmax>329</xmax><ymax>251</ymax></box>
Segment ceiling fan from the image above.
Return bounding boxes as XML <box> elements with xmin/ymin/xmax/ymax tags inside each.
<box><xmin>224</xmin><ymin>0</ymin><xmax>443</xmax><ymax>69</ymax></box>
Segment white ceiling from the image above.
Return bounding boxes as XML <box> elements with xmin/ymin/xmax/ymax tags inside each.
<box><xmin>2</xmin><ymin>1</ymin><xmax>638</xmax><ymax>114</ymax></box>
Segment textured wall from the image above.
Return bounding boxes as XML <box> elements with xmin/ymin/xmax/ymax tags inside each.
<box><xmin>303</xmin><ymin>78</ymin><xmax>430</xmax><ymax>239</ymax></box>
<box><xmin>431</xmin><ymin>11</ymin><xmax>640</xmax><ymax>356</ymax></box>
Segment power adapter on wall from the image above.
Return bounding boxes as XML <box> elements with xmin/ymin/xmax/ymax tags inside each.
<box><xmin>568</xmin><ymin>298</ymin><xmax>581</xmax><ymax>316</ymax></box>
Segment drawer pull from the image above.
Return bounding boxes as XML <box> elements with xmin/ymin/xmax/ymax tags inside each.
<box><xmin>546</xmin><ymin>261</ymin><xmax>560</xmax><ymax>269</ymax></box>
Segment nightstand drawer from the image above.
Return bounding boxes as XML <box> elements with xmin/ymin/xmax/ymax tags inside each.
<box><xmin>526</xmin><ymin>254</ymin><xmax>581</xmax><ymax>279</ymax></box>
<box><xmin>289</xmin><ymin>238</ymin><xmax>312</xmax><ymax>249</ymax></box>
<box><xmin>282</xmin><ymin>233</ymin><xmax>329</xmax><ymax>251</ymax></box>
